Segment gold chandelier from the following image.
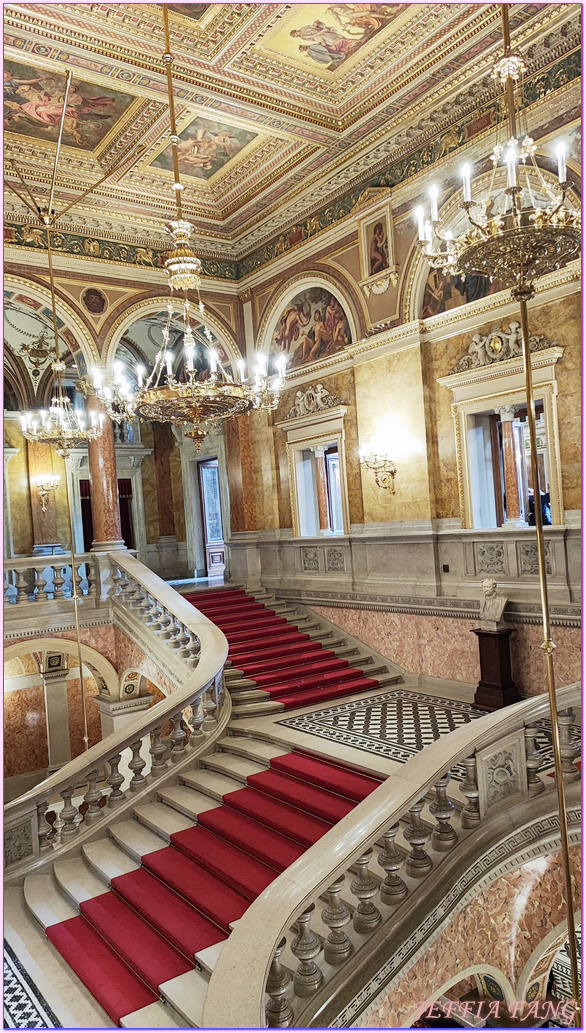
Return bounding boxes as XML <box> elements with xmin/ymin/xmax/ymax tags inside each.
<box><xmin>415</xmin><ymin>5</ymin><xmax>580</xmax><ymax>1021</ymax></box>
<box><xmin>93</xmin><ymin>5</ymin><xmax>286</xmax><ymax>449</ymax></box>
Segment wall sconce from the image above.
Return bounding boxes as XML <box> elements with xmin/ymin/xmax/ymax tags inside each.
<box><xmin>360</xmin><ymin>448</ymin><xmax>397</xmax><ymax>492</ymax></box>
<box><xmin>36</xmin><ymin>474</ymin><xmax>59</xmax><ymax>513</ymax></box>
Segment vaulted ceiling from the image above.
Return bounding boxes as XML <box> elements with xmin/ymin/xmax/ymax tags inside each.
<box><xmin>4</xmin><ymin>3</ymin><xmax>580</xmax><ymax>262</ymax></box>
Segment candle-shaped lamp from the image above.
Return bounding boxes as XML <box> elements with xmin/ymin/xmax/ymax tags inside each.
<box><xmin>555</xmin><ymin>142</ymin><xmax>567</xmax><ymax>184</ymax></box>
<box><xmin>429</xmin><ymin>184</ymin><xmax>439</xmax><ymax>223</ymax></box>
<box><xmin>414</xmin><ymin>205</ymin><xmax>426</xmax><ymax>241</ymax></box>
<box><xmin>506</xmin><ymin>147</ymin><xmax>517</xmax><ymax>188</ymax></box>
<box><xmin>461</xmin><ymin>163</ymin><xmax>472</xmax><ymax>202</ymax></box>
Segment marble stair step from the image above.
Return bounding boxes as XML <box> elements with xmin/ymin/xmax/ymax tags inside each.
<box><xmin>224</xmin><ymin>675</ymin><xmax>257</xmax><ymax>688</ymax></box>
<box><xmin>217</xmin><ymin>736</ymin><xmax>291</xmax><ymax>765</ymax></box>
<box><xmin>195</xmin><ymin>940</ymin><xmax>225</xmax><ymax>975</ymax></box>
<box><xmin>24</xmin><ymin>872</ymin><xmax>78</xmax><ymax>929</ymax></box>
<box><xmin>54</xmin><ymin>858</ymin><xmax>109</xmax><ymax>907</ymax></box>
<box><xmin>121</xmin><ymin>1000</ymin><xmax>185</xmax><ymax>1028</ymax></box>
<box><xmin>159</xmin><ymin>968</ymin><xmax>210</xmax><ymax>1029</ymax></box>
<box><xmin>201</xmin><ymin>753</ymin><xmax>268</xmax><ymax>783</ymax></box>
<box><xmin>134</xmin><ymin>801</ymin><xmax>195</xmax><ymax>840</ymax></box>
<box><xmin>110</xmin><ymin>817</ymin><xmax>169</xmax><ymax>860</ymax></box>
<box><xmin>83</xmin><ymin>838</ymin><xmax>140</xmax><ymax>883</ymax></box>
<box><xmin>226</xmin><ymin>689</ymin><xmax>270</xmax><ymax>704</ymax></box>
<box><xmin>307</xmin><ymin>631</ymin><xmax>347</xmax><ymax>645</ymax></box>
<box><xmin>232</xmin><ymin>700</ymin><xmax>285</xmax><ymax>717</ymax></box>
<box><xmin>181</xmin><ymin>768</ymin><xmax>246</xmax><ymax>801</ymax></box>
<box><xmin>157</xmin><ymin>784</ymin><xmax>222</xmax><ymax>821</ymax></box>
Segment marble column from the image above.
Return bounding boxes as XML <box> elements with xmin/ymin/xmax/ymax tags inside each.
<box><xmin>85</xmin><ymin>392</ymin><xmax>125</xmax><ymax>550</ymax></box>
<box><xmin>26</xmin><ymin>440</ymin><xmax>61</xmax><ymax>552</ymax></box>
<box><xmin>43</xmin><ymin>665</ymin><xmax>72</xmax><ymax>774</ymax></box>
<box><xmin>498</xmin><ymin>406</ymin><xmax>525</xmax><ymax>527</ymax></box>
<box><xmin>153</xmin><ymin>422</ymin><xmax>177</xmax><ymax>539</ymax></box>
<box><xmin>314</xmin><ymin>446</ymin><xmax>331</xmax><ymax>532</ymax></box>
<box><xmin>4</xmin><ymin>447</ymin><xmax>19</xmax><ymax>559</ymax></box>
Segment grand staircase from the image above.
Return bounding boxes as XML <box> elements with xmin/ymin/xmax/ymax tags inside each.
<box><xmin>24</xmin><ymin>735</ymin><xmax>384</xmax><ymax>1028</ymax></box>
<box><xmin>182</xmin><ymin>586</ymin><xmax>403</xmax><ymax>715</ymax></box>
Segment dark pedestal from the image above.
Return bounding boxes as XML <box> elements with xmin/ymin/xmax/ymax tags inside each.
<box><xmin>472</xmin><ymin>627</ymin><xmax>520</xmax><ymax>711</ymax></box>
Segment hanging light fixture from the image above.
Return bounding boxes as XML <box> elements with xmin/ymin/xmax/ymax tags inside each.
<box><xmin>414</xmin><ymin>5</ymin><xmax>580</xmax><ymax>1022</ymax></box>
<box><xmin>92</xmin><ymin>5</ymin><xmax>286</xmax><ymax>449</ymax></box>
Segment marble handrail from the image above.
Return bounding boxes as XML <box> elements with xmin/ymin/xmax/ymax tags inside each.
<box><xmin>203</xmin><ymin>683</ymin><xmax>580</xmax><ymax>1029</ymax></box>
<box><xmin>4</xmin><ymin>551</ymin><xmax>229</xmax><ymax>876</ymax></box>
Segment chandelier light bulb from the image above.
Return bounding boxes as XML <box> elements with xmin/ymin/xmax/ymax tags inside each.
<box><xmin>555</xmin><ymin>142</ymin><xmax>567</xmax><ymax>184</ymax></box>
<box><xmin>165</xmin><ymin>351</ymin><xmax>174</xmax><ymax>377</ymax></box>
<box><xmin>92</xmin><ymin>367</ymin><xmax>102</xmax><ymax>389</ymax></box>
<box><xmin>237</xmin><ymin>359</ymin><xmax>246</xmax><ymax>382</ymax></box>
<box><xmin>137</xmin><ymin>364</ymin><xmax>145</xmax><ymax>388</ymax></box>
<box><xmin>414</xmin><ymin>205</ymin><xmax>426</xmax><ymax>241</ymax></box>
<box><xmin>505</xmin><ymin>147</ymin><xmax>517</xmax><ymax>188</ymax></box>
<box><xmin>461</xmin><ymin>164</ymin><xmax>472</xmax><ymax>202</ymax></box>
<box><xmin>185</xmin><ymin>347</ymin><xmax>194</xmax><ymax>372</ymax></box>
<box><xmin>429</xmin><ymin>184</ymin><xmax>439</xmax><ymax>222</ymax></box>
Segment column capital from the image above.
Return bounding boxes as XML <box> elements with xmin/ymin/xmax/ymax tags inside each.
<box><xmin>497</xmin><ymin>405</ymin><xmax>517</xmax><ymax>422</ymax></box>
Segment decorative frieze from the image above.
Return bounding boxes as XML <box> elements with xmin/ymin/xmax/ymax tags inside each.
<box><xmin>449</xmin><ymin>323</ymin><xmax>559</xmax><ymax>375</ymax></box>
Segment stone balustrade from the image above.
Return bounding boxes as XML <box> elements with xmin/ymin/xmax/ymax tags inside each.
<box><xmin>4</xmin><ymin>553</ymin><xmax>96</xmax><ymax>605</ymax></box>
<box><xmin>4</xmin><ymin>551</ymin><xmax>229</xmax><ymax>878</ymax></box>
<box><xmin>203</xmin><ymin>684</ymin><xmax>581</xmax><ymax>1030</ymax></box>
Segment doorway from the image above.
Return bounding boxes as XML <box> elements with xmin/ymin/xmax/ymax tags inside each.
<box><xmin>198</xmin><ymin>458</ymin><xmax>225</xmax><ymax>576</ymax></box>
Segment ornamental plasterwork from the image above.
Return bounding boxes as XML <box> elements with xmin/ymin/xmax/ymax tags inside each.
<box><xmin>476</xmin><ymin>731</ymin><xmax>528</xmax><ymax>817</ymax></box>
<box><xmin>285</xmin><ymin>383</ymin><xmax>345</xmax><ymax>420</ymax></box>
<box><xmin>450</xmin><ymin>323</ymin><xmax>559</xmax><ymax>375</ymax></box>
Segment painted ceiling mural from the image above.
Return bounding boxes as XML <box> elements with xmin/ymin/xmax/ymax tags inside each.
<box><xmin>4</xmin><ymin>59</ymin><xmax>135</xmax><ymax>151</ymax></box>
<box><xmin>3</xmin><ymin>3</ymin><xmax>580</xmax><ymax>270</ymax></box>
<box><xmin>151</xmin><ymin>116</ymin><xmax>258</xmax><ymax>182</ymax></box>
<box><xmin>269</xmin><ymin>288</ymin><xmax>352</xmax><ymax>370</ymax></box>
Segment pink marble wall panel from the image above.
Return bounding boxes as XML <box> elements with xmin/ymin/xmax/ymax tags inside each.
<box><xmin>312</xmin><ymin>607</ymin><xmax>580</xmax><ymax>692</ymax></box>
<box><xmin>114</xmin><ymin>626</ymin><xmax>179</xmax><ymax>698</ymax></box>
<box><xmin>4</xmin><ymin>685</ymin><xmax>48</xmax><ymax>777</ymax></box>
<box><xmin>67</xmin><ymin>675</ymin><xmax>102</xmax><ymax>758</ymax></box>
<box><xmin>8</xmin><ymin>625</ymin><xmax>118</xmax><ymax>669</ymax></box>
<box><xmin>360</xmin><ymin>847</ymin><xmax>581</xmax><ymax>1028</ymax></box>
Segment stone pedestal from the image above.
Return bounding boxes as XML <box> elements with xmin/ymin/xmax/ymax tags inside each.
<box><xmin>472</xmin><ymin>627</ymin><xmax>520</xmax><ymax>711</ymax></box>
<box><xmin>93</xmin><ymin>693</ymin><xmax>153</xmax><ymax>783</ymax></box>
<box><xmin>43</xmin><ymin>668</ymin><xmax>72</xmax><ymax>772</ymax></box>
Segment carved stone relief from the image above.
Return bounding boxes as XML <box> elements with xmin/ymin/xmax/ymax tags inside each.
<box><xmin>519</xmin><ymin>542</ymin><xmax>553</xmax><ymax>576</ymax></box>
<box><xmin>475</xmin><ymin>542</ymin><xmax>506</xmax><ymax>576</ymax></box>
<box><xmin>286</xmin><ymin>383</ymin><xmax>345</xmax><ymax>420</ymax></box>
<box><xmin>326</xmin><ymin>547</ymin><xmax>345</xmax><ymax>573</ymax></box>
<box><xmin>4</xmin><ymin>819</ymin><xmax>34</xmax><ymax>867</ymax></box>
<box><xmin>476</xmin><ymin>730</ymin><xmax>527</xmax><ymax>818</ymax></box>
<box><xmin>302</xmin><ymin>547</ymin><xmax>320</xmax><ymax>572</ymax></box>
<box><xmin>450</xmin><ymin>323</ymin><xmax>558</xmax><ymax>375</ymax></box>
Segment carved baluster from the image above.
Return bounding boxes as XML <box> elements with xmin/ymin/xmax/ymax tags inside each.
<box><xmin>15</xmin><ymin>570</ymin><xmax>29</xmax><ymax>603</ymax></box>
<box><xmin>34</xmin><ymin>567</ymin><xmax>48</xmax><ymax>602</ymax></box>
<box><xmin>291</xmin><ymin>904</ymin><xmax>323</xmax><ymax>997</ymax></box>
<box><xmin>59</xmin><ymin>786</ymin><xmax>80</xmax><ymax>837</ymax></box>
<box><xmin>111</xmin><ymin>565</ymin><xmax>124</xmax><ymax>597</ymax></box>
<box><xmin>107</xmin><ymin>753</ymin><xmax>126</xmax><ymax>805</ymax></box>
<box><xmin>128</xmin><ymin>741</ymin><xmax>147</xmax><ymax>791</ymax></box>
<box><xmin>150</xmin><ymin>726</ymin><xmax>168</xmax><ymax>775</ymax></box>
<box><xmin>525</xmin><ymin>724</ymin><xmax>545</xmax><ymax>795</ymax></box>
<box><xmin>350</xmin><ymin>849</ymin><xmax>381</xmax><ymax>932</ymax></box>
<box><xmin>170</xmin><ymin>712</ymin><xmax>187</xmax><ymax>761</ymax></box>
<box><xmin>378</xmin><ymin>824</ymin><xmax>408</xmax><ymax>904</ymax></box>
<box><xmin>158</xmin><ymin>608</ymin><xmax>173</xmax><ymax>638</ymax></box>
<box><xmin>265</xmin><ymin>936</ymin><xmax>294</xmax><ymax>1028</ymax></box>
<box><xmin>138</xmin><ymin>591</ymin><xmax>152</xmax><ymax>619</ymax></box>
<box><xmin>37</xmin><ymin>800</ymin><xmax>54</xmax><ymax>852</ymax></box>
<box><xmin>87</xmin><ymin>561</ymin><xmax>97</xmax><ymax>598</ymax></box>
<box><xmin>558</xmin><ymin>708</ymin><xmax>580</xmax><ymax>782</ymax></box>
<box><xmin>44</xmin><ymin>564</ymin><xmax>56</xmax><ymax>598</ymax></box>
<box><xmin>460</xmin><ymin>756</ymin><xmax>481</xmax><ymax>827</ymax></box>
<box><xmin>177</xmin><ymin>624</ymin><xmax>191</xmax><ymax>660</ymax></box>
<box><xmin>123</xmin><ymin>577</ymin><xmax>139</xmax><ymax>606</ymax></box>
<box><xmin>145</xmin><ymin>597</ymin><xmax>163</xmax><ymax>630</ymax></box>
<box><xmin>83</xmin><ymin>770</ymin><xmax>103</xmax><ymax>824</ymax></box>
<box><xmin>404</xmin><ymin>799</ymin><xmax>433</xmax><ymax>877</ymax></box>
<box><xmin>4</xmin><ymin>571</ymin><xmax>11</xmax><ymax>603</ymax></box>
<box><xmin>186</xmin><ymin>631</ymin><xmax>200</xmax><ymax>667</ymax></box>
<box><xmin>74</xmin><ymin>564</ymin><xmax>84</xmax><ymax>597</ymax></box>
<box><xmin>430</xmin><ymin>772</ymin><xmax>457</xmax><ymax>851</ymax></box>
<box><xmin>202</xmin><ymin>687</ymin><xmax>218</xmax><ymax>732</ymax></box>
<box><xmin>321</xmin><ymin>875</ymin><xmax>353</xmax><ymax>964</ymax></box>
<box><xmin>52</xmin><ymin>566</ymin><xmax>66</xmax><ymax>600</ymax></box>
<box><xmin>132</xmin><ymin>585</ymin><xmax>147</xmax><ymax>613</ymax></box>
<box><xmin>190</xmin><ymin>696</ymin><xmax>204</xmax><ymax>738</ymax></box>
<box><xmin>167</xmin><ymin>614</ymin><xmax>182</xmax><ymax>649</ymax></box>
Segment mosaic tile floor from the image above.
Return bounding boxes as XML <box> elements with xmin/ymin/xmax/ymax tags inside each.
<box><xmin>4</xmin><ymin>941</ymin><xmax>62</xmax><ymax>1029</ymax></box>
<box><xmin>278</xmin><ymin>690</ymin><xmax>577</xmax><ymax>780</ymax></box>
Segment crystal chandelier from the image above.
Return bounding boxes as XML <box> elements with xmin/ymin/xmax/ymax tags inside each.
<box><xmin>92</xmin><ymin>5</ymin><xmax>286</xmax><ymax>449</ymax></box>
<box><xmin>414</xmin><ymin>5</ymin><xmax>580</xmax><ymax>1019</ymax></box>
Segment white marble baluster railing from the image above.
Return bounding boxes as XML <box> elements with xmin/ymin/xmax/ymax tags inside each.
<box><xmin>3</xmin><ymin>554</ymin><xmax>96</xmax><ymax>605</ymax></box>
<box><xmin>4</xmin><ymin>551</ymin><xmax>229</xmax><ymax>879</ymax></box>
<box><xmin>204</xmin><ymin>683</ymin><xmax>581</xmax><ymax>1031</ymax></box>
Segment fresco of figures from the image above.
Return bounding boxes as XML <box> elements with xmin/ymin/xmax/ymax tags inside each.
<box><xmin>152</xmin><ymin>116</ymin><xmax>257</xmax><ymax>181</ymax></box>
<box><xmin>4</xmin><ymin>60</ymin><xmax>134</xmax><ymax>150</ymax></box>
<box><xmin>269</xmin><ymin>288</ymin><xmax>352</xmax><ymax>369</ymax></box>
<box><xmin>421</xmin><ymin>269</ymin><xmax>505</xmax><ymax>320</ymax></box>
<box><xmin>268</xmin><ymin>4</ymin><xmax>401</xmax><ymax>74</ymax></box>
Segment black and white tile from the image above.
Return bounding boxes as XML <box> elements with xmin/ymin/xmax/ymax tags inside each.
<box><xmin>278</xmin><ymin>690</ymin><xmax>579</xmax><ymax>780</ymax></box>
<box><xmin>4</xmin><ymin>941</ymin><xmax>62</xmax><ymax>1029</ymax></box>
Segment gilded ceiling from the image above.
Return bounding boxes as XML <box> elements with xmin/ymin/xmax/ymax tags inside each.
<box><xmin>3</xmin><ymin>3</ymin><xmax>581</xmax><ymax>263</ymax></box>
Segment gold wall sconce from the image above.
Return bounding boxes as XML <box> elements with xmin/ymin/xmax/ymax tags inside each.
<box><xmin>36</xmin><ymin>474</ymin><xmax>59</xmax><ymax>513</ymax></box>
<box><xmin>359</xmin><ymin>448</ymin><xmax>397</xmax><ymax>492</ymax></box>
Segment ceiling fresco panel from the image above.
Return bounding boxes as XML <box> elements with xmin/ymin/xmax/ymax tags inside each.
<box><xmin>4</xmin><ymin>58</ymin><xmax>136</xmax><ymax>152</ymax></box>
<box><xmin>163</xmin><ymin>4</ymin><xmax>211</xmax><ymax>23</ymax></box>
<box><xmin>150</xmin><ymin>115</ymin><xmax>259</xmax><ymax>181</ymax></box>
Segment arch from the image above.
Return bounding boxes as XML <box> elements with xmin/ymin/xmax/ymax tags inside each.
<box><xmin>402</xmin><ymin>964</ymin><xmax>515</xmax><ymax>1027</ymax></box>
<box><xmin>516</xmin><ymin>913</ymin><xmax>580</xmax><ymax>1004</ymax></box>
<box><xmin>402</xmin><ymin>163</ymin><xmax>580</xmax><ymax>324</ymax></box>
<box><xmin>3</xmin><ymin>360</ymin><xmax>29</xmax><ymax>411</ymax></box>
<box><xmin>4</xmin><ymin>274</ymin><xmax>98</xmax><ymax>373</ymax></box>
<box><xmin>256</xmin><ymin>272</ymin><xmax>361</xmax><ymax>357</ymax></box>
<box><xmin>101</xmin><ymin>296</ymin><xmax>242</xmax><ymax>372</ymax></box>
<box><xmin>4</xmin><ymin>637</ymin><xmax>119</xmax><ymax>700</ymax></box>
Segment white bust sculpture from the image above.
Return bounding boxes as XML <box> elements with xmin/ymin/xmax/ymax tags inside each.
<box><xmin>480</xmin><ymin>578</ymin><xmax>507</xmax><ymax>630</ymax></box>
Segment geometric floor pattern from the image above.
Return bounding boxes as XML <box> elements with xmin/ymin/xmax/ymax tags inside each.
<box><xmin>3</xmin><ymin>941</ymin><xmax>62</xmax><ymax>1029</ymax></box>
<box><xmin>277</xmin><ymin>689</ymin><xmax>579</xmax><ymax>781</ymax></box>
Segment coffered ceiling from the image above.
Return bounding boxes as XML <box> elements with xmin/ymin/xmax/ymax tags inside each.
<box><xmin>3</xmin><ymin>3</ymin><xmax>580</xmax><ymax>261</ymax></box>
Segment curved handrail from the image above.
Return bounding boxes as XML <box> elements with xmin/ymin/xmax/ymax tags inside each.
<box><xmin>4</xmin><ymin>552</ymin><xmax>229</xmax><ymax>870</ymax></box>
<box><xmin>203</xmin><ymin>683</ymin><xmax>580</xmax><ymax>1029</ymax></box>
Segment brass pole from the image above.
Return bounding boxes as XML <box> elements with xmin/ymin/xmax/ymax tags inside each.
<box><xmin>500</xmin><ymin>5</ymin><xmax>518</xmax><ymax>141</ymax></box>
<box><xmin>162</xmin><ymin>4</ymin><xmax>184</xmax><ymax>219</ymax></box>
<box><xmin>47</xmin><ymin>71</ymin><xmax>72</xmax><ymax>218</ymax></box>
<box><xmin>513</xmin><ymin>283</ymin><xmax>580</xmax><ymax>1026</ymax></box>
<box><xmin>61</xmin><ymin>450</ymin><xmax>90</xmax><ymax>752</ymax></box>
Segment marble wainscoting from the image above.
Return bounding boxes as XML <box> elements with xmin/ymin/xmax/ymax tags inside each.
<box><xmin>66</xmin><ymin>675</ymin><xmax>102</xmax><ymax>756</ymax></box>
<box><xmin>311</xmin><ymin>606</ymin><xmax>581</xmax><ymax>694</ymax></box>
<box><xmin>4</xmin><ymin>685</ymin><xmax>48</xmax><ymax>778</ymax></box>
<box><xmin>358</xmin><ymin>847</ymin><xmax>581</xmax><ymax>1028</ymax></box>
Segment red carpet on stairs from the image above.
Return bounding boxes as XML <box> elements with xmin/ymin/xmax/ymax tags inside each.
<box><xmin>186</xmin><ymin>586</ymin><xmax>383</xmax><ymax>709</ymax></box>
<box><xmin>44</xmin><ymin>587</ymin><xmax>389</xmax><ymax>1023</ymax></box>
